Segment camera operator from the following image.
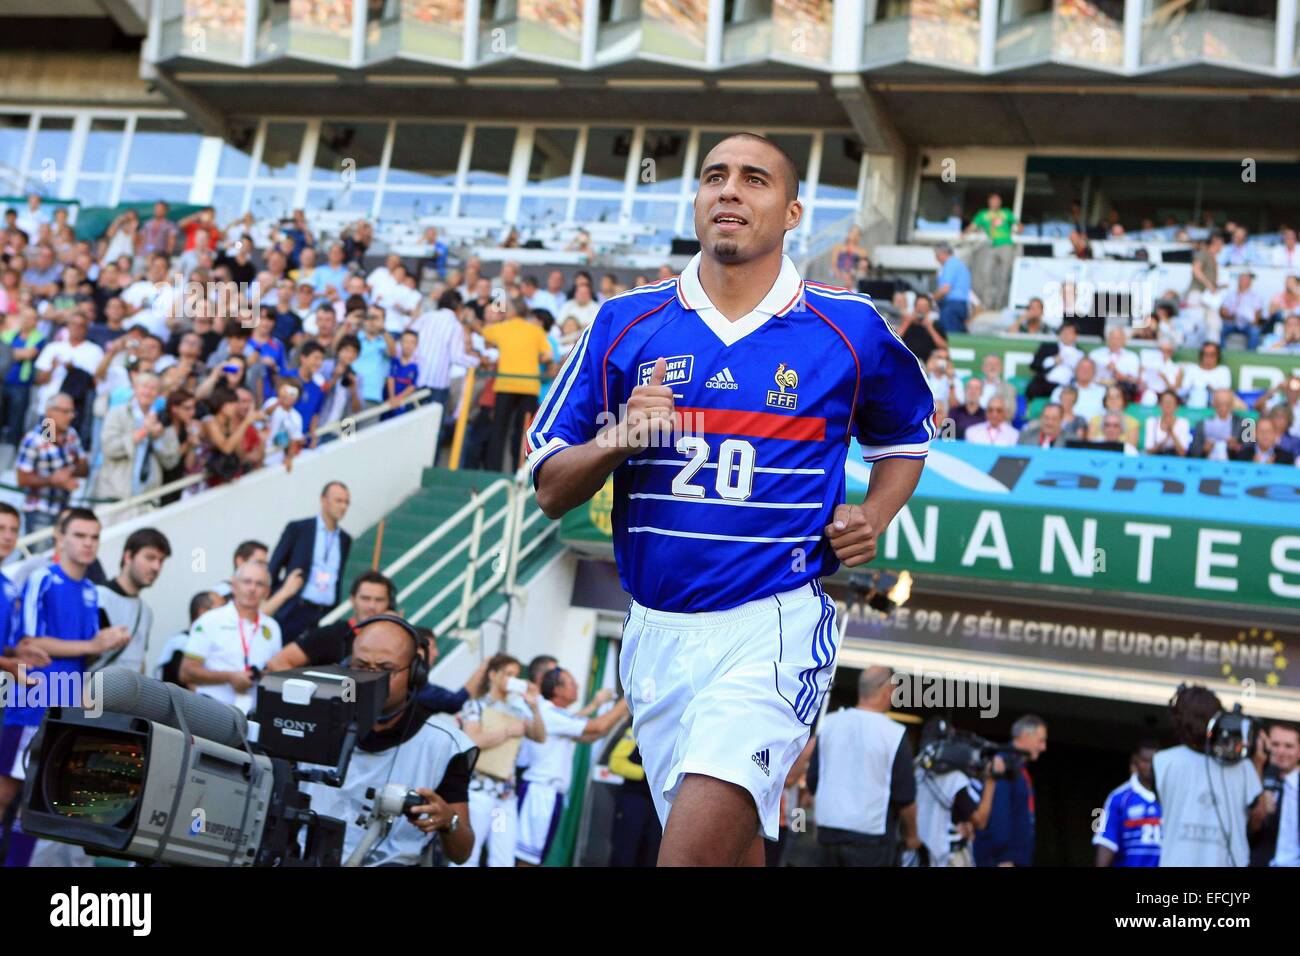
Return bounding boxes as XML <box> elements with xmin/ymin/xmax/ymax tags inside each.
<box><xmin>806</xmin><ymin>667</ymin><xmax>919</xmax><ymax>867</ymax></box>
<box><xmin>180</xmin><ymin>560</ymin><xmax>282</xmax><ymax>714</ymax></box>
<box><xmin>1153</xmin><ymin>685</ymin><xmax>1265</xmax><ymax>867</ymax></box>
<box><xmin>973</xmin><ymin>714</ymin><xmax>1047</xmax><ymax>867</ymax></box>
<box><xmin>1094</xmin><ymin>740</ymin><xmax>1161</xmax><ymax>867</ymax></box>
<box><xmin>301</xmin><ymin>615</ymin><xmax>476</xmax><ymax>866</ymax></box>
<box><xmin>1249</xmin><ymin>722</ymin><xmax>1300</xmax><ymax>867</ymax></box>
<box><xmin>912</xmin><ymin>722</ymin><xmax>1001</xmax><ymax>867</ymax></box>
<box><xmin>264</xmin><ymin>570</ymin><xmax>396</xmax><ymax>671</ymax></box>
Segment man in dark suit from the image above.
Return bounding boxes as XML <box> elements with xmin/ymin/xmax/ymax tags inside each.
<box><xmin>1230</xmin><ymin>415</ymin><xmax>1296</xmax><ymax>465</ymax></box>
<box><xmin>268</xmin><ymin>481</ymin><xmax>353</xmax><ymax>642</ymax></box>
<box><xmin>1189</xmin><ymin>388</ymin><xmax>1248</xmax><ymax>459</ymax></box>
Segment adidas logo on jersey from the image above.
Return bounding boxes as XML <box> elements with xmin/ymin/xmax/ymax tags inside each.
<box><xmin>751</xmin><ymin>748</ymin><xmax>771</xmax><ymax>777</ymax></box>
<box><xmin>705</xmin><ymin>368</ymin><xmax>739</xmax><ymax>390</ymax></box>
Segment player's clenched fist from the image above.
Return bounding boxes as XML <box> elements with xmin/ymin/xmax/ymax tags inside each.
<box><xmin>824</xmin><ymin>503</ymin><xmax>878</xmax><ymax>567</ymax></box>
<box><xmin>622</xmin><ymin>356</ymin><xmax>676</xmax><ymax>451</ymax></box>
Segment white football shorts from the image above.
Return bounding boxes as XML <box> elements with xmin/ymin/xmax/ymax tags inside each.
<box><xmin>619</xmin><ymin>579</ymin><xmax>839</xmax><ymax>842</ymax></box>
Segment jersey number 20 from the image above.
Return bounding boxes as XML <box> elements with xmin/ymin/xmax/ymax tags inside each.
<box><xmin>671</xmin><ymin>436</ymin><xmax>755</xmax><ymax>501</ymax></box>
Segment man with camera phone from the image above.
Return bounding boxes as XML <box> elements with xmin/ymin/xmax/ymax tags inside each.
<box><xmin>301</xmin><ymin>615</ymin><xmax>477</xmax><ymax>866</ymax></box>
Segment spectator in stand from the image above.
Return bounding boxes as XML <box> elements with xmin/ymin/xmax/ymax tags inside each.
<box><xmin>483</xmin><ymin>298</ymin><xmax>553</xmax><ymax>473</ymax></box>
<box><xmin>1255</xmin><ymin>374</ymin><xmax>1300</xmax><ymax>432</ymax></box>
<box><xmin>196</xmin><ymin>349</ymin><xmax>247</xmax><ymax>403</ymax></box>
<box><xmin>15</xmin><ymin>393</ymin><xmax>87</xmax><ymax>538</ymax></box>
<box><xmin>312</xmin><ymin>242</ymin><xmax>350</xmax><ymax>306</ymax></box>
<box><xmin>1232</xmin><ymin>415</ymin><xmax>1294</xmax><ymax>465</ymax></box>
<box><xmin>1143</xmin><ymin>391</ymin><xmax>1191</xmax><ymax>457</ymax></box>
<box><xmin>924</xmin><ymin>347</ymin><xmax>959</xmax><ymax>408</ymax></box>
<box><xmin>355</xmin><ymin>307</ymin><xmax>395</xmax><ymax>413</ymax></box>
<box><xmin>1050</xmin><ymin>356</ymin><xmax>1105</xmax><ymax>419</ymax></box>
<box><xmin>1272</xmin><ymin>228</ymin><xmax>1300</xmax><ymax>270</ymax></box>
<box><xmin>286</xmin><ymin>341</ymin><xmax>327</xmax><ymax>443</ymax></box>
<box><xmin>977</xmin><ymin>354</ymin><xmax>1017</xmax><ymax>411</ymax></box>
<box><xmin>1098</xmin><ymin>412</ymin><xmax>1139</xmax><ymax>455</ymax></box>
<box><xmin>1220</xmin><ymin>226</ymin><xmax>1258</xmax><ymax>268</ymax></box>
<box><xmin>894</xmin><ymin>292</ymin><xmax>945</xmax><ymax>362</ymax></box>
<box><xmin>965</xmin><ymin>396</ymin><xmax>1019</xmax><ymax>447</ymax></box>
<box><xmin>318</xmin><ymin>334</ymin><xmax>363</xmax><ymax>429</ymax></box>
<box><xmin>534</xmin><ymin>269</ymin><xmax>567</xmax><ymax>317</ymax></box>
<box><xmin>1267</xmin><ymin>277</ymin><xmax>1300</xmax><ymax>334</ymax></box>
<box><xmin>1219</xmin><ymin>271</ymin><xmax>1265</xmax><ymax>350</ymax></box>
<box><xmin>597</xmin><ymin>273</ymin><xmax>619</xmax><ymax>302</ymax></box>
<box><xmin>1007</xmin><ymin>297</ymin><xmax>1046</xmax><ymax>335</ymax></box>
<box><xmin>557</xmin><ymin>280</ymin><xmax>599</xmax><ymax>344</ymax></box>
<box><xmin>247</xmin><ymin>308</ymin><xmax>288</xmax><ymax>403</ymax></box>
<box><xmin>407</xmin><ymin>290</ymin><xmax>478</xmax><ymax>409</ymax></box>
<box><xmin>1186</xmin><ymin>232</ymin><xmax>1226</xmax><ymax>343</ymax></box>
<box><xmin>1068</xmin><ymin>229</ymin><xmax>1092</xmax><ymax>259</ymax></box>
<box><xmin>158</xmin><ymin>388</ymin><xmax>201</xmax><ymax>500</ymax></box>
<box><xmin>181</xmin><ymin>559</ymin><xmax>281</xmax><ymax>715</ymax></box>
<box><xmin>1018</xmin><ymin>402</ymin><xmax>1068</xmax><ymax>449</ymax></box>
<box><xmin>831</xmin><ymin>225</ymin><xmax>866</xmax><ymax>289</ymax></box>
<box><xmin>268</xmin><ymin>481</ymin><xmax>353</xmax><ymax>642</ymax></box>
<box><xmin>965</xmin><ymin>192</ymin><xmax>1019</xmax><ymax>311</ymax></box>
<box><xmin>1138</xmin><ymin>337</ymin><xmax>1182</xmax><ymax>405</ymax></box>
<box><xmin>33</xmin><ymin>312</ymin><xmax>104</xmax><ymax>442</ymax></box>
<box><xmin>420</xmin><ymin>226</ymin><xmax>448</xmax><ymax>280</ymax></box>
<box><xmin>1026</xmin><ymin>321</ymin><xmax>1082</xmax><ymax>400</ymax></box>
<box><xmin>1190</xmin><ymin>388</ymin><xmax>1248</xmax><ymax>461</ymax></box>
<box><xmin>140</xmin><ymin>201</ymin><xmax>178</xmax><ymax>258</ymax></box>
<box><xmin>932</xmin><ymin>243</ymin><xmax>971</xmax><ymax>334</ymax></box>
<box><xmin>948</xmin><ymin>377</ymin><xmax>986</xmax><ymax>439</ymax></box>
<box><xmin>1269</xmin><ymin>405</ymin><xmax>1300</xmax><ymax>460</ymax></box>
<box><xmin>200</xmin><ymin>386</ymin><xmax>265</xmax><ymax>486</ymax></box>
<box><xmin>375</xmin><ymin>264</ymin><xmax>422</xmax><ymax>334</ymax></box>
<box><xmin>1088</xmin><ymin>385</ymin><xmax>1140</xmax><ymax>446</ymax></box>
<box><xmin>1088</xmin><ymin>327</ymin><xmax>1140</xmax><ymax>395</ymax></box>
<box><xmin>1179</xmin><ymin>342</ymin><xmax>1232</xmax><ymax>409</ymax></box>
<box><xmin>94</xmin><ymin>371</ymin><xmax>180</xmax><ymax>505</ymax></box>
<box><xmin>262</xmin><ymin>378</ymin><xmax>305</xmax><ymax>470</ymax></box>
<box><xmin>382</xmin><ymin>330</ymin><xmax>420</xmax><ymax>419</ymax></box>
<box><xmin>0</xmin><ymin>306</ymin><xmax>44</xmax><ymax>450</ymax></box>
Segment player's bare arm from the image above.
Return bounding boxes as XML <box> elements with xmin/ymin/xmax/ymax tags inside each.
<box><xmin>534</xmin><ymin>356</ymin><xmax>675</xmax><ymax>520</ymax></box>
<box><xmin>825</xmin><ymin>457</ymin><xmax>925</xmax><ymax>566</ymax></box>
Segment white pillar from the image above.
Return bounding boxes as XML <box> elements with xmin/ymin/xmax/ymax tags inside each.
<box><xmin>706</xmin><ymin>0</ymin><xmax>725</xmax><ymax>68</ymax></box>
<box><xmin>581</xmin><ymin>0</ymin><xmax>600</xmax><ymax>67</ymax></box>
<box><xmin>243</xmin><ymin>0</ymin><xmax>258</xmax><ymax>65</ymax></box>
<box><xmin>979</xmin><ymin>0</ymin><xmax>998</xmax><ymax>72</ymax></box>
<box><xmin>831</xmin><ymin>0</ymin><xmax>866</xmax><ymax>71</ymax></box>
<box><xmin>350</xmin><ymin>0</ymin><xmax>367</xmax><ymax>66</ymax></box>
<box><xmin>1276</xmin><ymin>0</ymin><xmax>1297</xmax><ymax>72</ymax></box>
<box><xmin>464</xmin><ymin>0</ymin><xmax>482</xmax><ymax>66</ymax></box>
<box><xmin>1123</xmin><ymin>0</ymin><xmax>1142</xmax><ymax>72</ymax></box>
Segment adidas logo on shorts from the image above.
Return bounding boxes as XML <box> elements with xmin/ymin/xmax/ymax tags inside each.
<box><xmin>751</xmin><ymin>749</ymin><xmax>771</xmax><ymax>777</ymax></box>
<box><xmin>705</xmin><ymin>368</ymin><xmax>739</xmax><ymax>390</ymax></box>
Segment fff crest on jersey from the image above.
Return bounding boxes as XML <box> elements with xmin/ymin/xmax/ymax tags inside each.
<box><xmin>766</xmin><ymin>362</ymin><xmax>799</xmax><ymax>410</ymax></box>
<box><xmin>637</xmin><ymin>355</ymin><xmax>693</xmax><ymax>387</ymax></box>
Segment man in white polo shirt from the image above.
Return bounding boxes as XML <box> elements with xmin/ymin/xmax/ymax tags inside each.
<box><xmin>180</xmin><ymin>560</ymin><xmax>282</xmax><ymax>713</ymax></box>
<box><xmin>515</xmin><ymin>667</ymin><xmax>627</xmax><ymax>866</ymax></box>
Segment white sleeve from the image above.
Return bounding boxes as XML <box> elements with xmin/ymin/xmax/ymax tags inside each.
<box><xmin>544</xmin><ymin>706</ymin><xmax>590</xmax><ymax>739</ymax></box>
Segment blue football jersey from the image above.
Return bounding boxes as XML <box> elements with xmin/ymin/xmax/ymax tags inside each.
<box><xmin>527</xmin><ymin>254</ymin><xmax>936</xmax><ymax>612</ymax></box>
<box><xmin>2</xmin><ymin>563</ymin><xmax>100</xmax><ymax>727</ymax></box>
<box><xmin>1094</xmin><ymin>775</ymin><xmax>1162</xmax><ymax>867</ymax></box>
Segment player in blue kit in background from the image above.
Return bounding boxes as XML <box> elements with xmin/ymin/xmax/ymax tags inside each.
<box><xmin>527</xmin><ymin>133</ymin><xmax>936</xmax><ymax>866</ymax></box>
<box><xmin>1094</xmin><ymin>740</ymin><xmax>1162</xmax><ymax>867</ymax></box>
<box><xmin>383</xmin><ymin>330</ymin><xmax>420</xmax><ymax>421</ymax></box>
<box><xmin>0</xmin><ymin>507</ymin><xmax>129</xmax><ymax>867</ymax></box>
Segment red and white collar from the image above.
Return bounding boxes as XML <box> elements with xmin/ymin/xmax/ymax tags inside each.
<box><xmin>676</xmin><ymin>252</ymin><xmax>803</xmax><ymax>347</ymax></box>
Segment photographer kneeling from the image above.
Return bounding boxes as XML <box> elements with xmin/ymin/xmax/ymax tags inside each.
<box><xmin>301</xmin><ymin>615</ymin><xmax>477</xmax><ymax>866</ymax></box>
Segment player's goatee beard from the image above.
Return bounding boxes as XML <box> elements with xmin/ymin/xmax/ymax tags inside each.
<box><xmin>712</xmin><ymin>239</ymin><xmax>740</xmax><ymax>259</ymax></box>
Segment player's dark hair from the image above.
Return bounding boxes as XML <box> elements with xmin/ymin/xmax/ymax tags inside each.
<box><xmin>350</xmin><ymin>570</ymin><xmax>395</xmax><ymax>609</ymax></box>
<box><xmin>321</xmin><ymin>480</ymin><xmax>348</xmax><ymax>498</ymax></box>
<box><xmin>709</xmin><ymin>132</ymin><xmax>800</xmax><ymax>202</ymax></box>
<box><xmin>123</xmin><ymin>527</ymin><xmax>172</xmax><ymax>561</ymax></box>
<box><xmin>1133</xmin><ymin>738</ymin><xmax>1160</xmax><ymax>757</ymax></box>
<box><xmin>233</xmin><ymin>539</ymin><xmax>267</xmax><ymax>565</ymax></box>
<box><xmin>1171</xmin><ymin>684</ymin><xmax>1221</xmax><ymax>752</ymax></box>
<box><xmin>541</xmin><ymin>667</ymin><xmax>565</xmax><ymax>701</ymax></box>
<box><xmin>58</xmin><ymin>507</ymin><xmax>99</xmax><ymax>535</ymax></box>
<box><xmin>528</xmin><ymin>654</ymin><xmax>558</xmax><ymax>684</ymax></box>
<box><xmin>479</xmin><ymin>653</ymin><xmax>523</xmax><ymax>696</ymax></box>
<box><xmin>189</xmin><ymin>590</ymin><xmax>219</xmax><ymax>623</ymax></box>
<box><xmin>0</xmin><ymin>502</ymin><xmax>18</xmax><ymax>524</ymax></box>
